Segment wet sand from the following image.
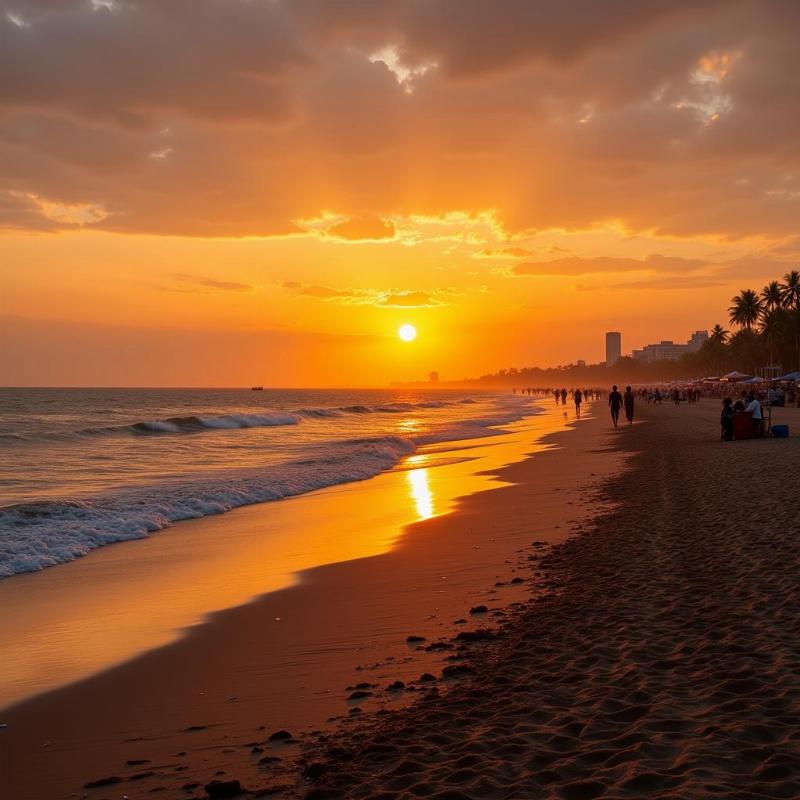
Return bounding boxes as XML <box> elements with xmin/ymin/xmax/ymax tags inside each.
<box><xmin>1</xmin><ymin>401</ymin><xmax>618</xmax><ymax>799</ymax></box>
<box><xmin>290</xmin><ymin>402</ymin><xmax>800</xmax><ymax>800</ymax></box>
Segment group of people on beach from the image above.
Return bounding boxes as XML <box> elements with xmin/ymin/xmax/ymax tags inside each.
<box><xmin>522</xmin><ymin>380</ymin><xmax>785</xmax><ymax>441</ymax></box>
<box><xmin>720</xmin><ymin>393</ymin><xmax>764</xmax><ymax>440</ymax></box>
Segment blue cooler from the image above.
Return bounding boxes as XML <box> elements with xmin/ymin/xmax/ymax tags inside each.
<box><xmin>771</xmin><ymin>424</ymin><xmax>789</xmax><ymax>438</ymax></box>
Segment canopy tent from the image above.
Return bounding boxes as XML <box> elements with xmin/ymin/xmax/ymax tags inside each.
<box><xmin>721</xmin><ymin>371</ymin><xmax>752</xmax><ymax>382</ymax></box>
<box><xmin>777</xmin><ymin>371</ymin><xmax>800</xmax><ymax>381</ymax></box>
<box><xmin>742</xmin><ymin>376</ymin><xmax>766</xmax><ymax>385</ymax></box>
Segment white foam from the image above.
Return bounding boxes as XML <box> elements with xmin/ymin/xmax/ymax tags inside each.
<box><xmin>0</xmin><ymin>397</ymin><xmax>542</xmax><ymax>578</ymax></box>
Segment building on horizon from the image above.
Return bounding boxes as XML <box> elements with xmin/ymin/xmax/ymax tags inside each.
<box><xmin>605</xmin><ymin>332</ymin><xmax>622</xmax><ymax>366</ymax></box>
<box><xmin>631</xmin><ymin>330</ymin><xmax>708</xmax><ymax>363</ymax></box>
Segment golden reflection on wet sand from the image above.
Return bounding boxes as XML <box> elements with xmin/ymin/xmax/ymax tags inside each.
<box><xmin>407</xmin><ymin>467</ymin><xmax>435</xmax><ymax>520</ymax></box>
<box><xmin>0</xmin><ymin>409</ymin><xmax>577</xmax><ymax>710</ymax></box>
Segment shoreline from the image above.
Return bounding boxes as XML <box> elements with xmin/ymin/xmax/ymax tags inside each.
<box><xmin>0</xmin><ymin>403</ymin><xmax>556</xmax><ymax>712</ymax></box>
<box><xmin>1</xmin><ymin>400</ymin><xmax>619</xmax><ymax>799</ymax></box>
<box><xmin>287</xmin><ymin>402</ymin><xmax>800</xmax><ymax>799</ymax></box>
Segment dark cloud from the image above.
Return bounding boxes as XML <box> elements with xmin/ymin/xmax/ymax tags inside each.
<box><xmin>290</xmin><ymin>0</ymin><xmax>727</xmax><ymax>77</ymax></box>
<box><xmin>0</xmin><ymin>1</ymin><xmax>308</xmax><ymax>126</ymax></box>
<box><xmin>0</xmin><ymin>0</ymin><xmax>798</xmax><ymax>240</ymax></box>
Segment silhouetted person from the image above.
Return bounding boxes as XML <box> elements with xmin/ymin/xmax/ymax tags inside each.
<box><xmin>720</xmin><ymin>398</ymin><xmax>734</xmax><ymax>441</ymax></box>
<box><xmin>623</xmin><ymin>385</ymin><xmax>634</xmax><ymax>426</ymax></box>
<box><xmin>561</xmin><ymin>388</ymin><xmax>567</xmax><ymax>405</ymax></box>
<box><xmin>608</xmin><ymin>385</ymin><xmax>623</xmax><ymax>428</ymax></box>
<box><xmin>574</xmin><ymin>388</ymin><xmax>583</xmax><ymax>417</ymax></box>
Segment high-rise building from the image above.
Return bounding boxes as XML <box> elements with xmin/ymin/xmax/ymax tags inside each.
<box><xmin>687</xmin><ymin>330</ymin><xmax>709</xmax><ymax>352</ymax></box>
<box><xmin>605</xmin><ymin>331</ymin><xmax>622</xmax><ymax>366</ymax></box>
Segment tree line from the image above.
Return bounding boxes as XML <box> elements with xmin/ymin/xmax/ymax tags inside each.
<box><xmin>471</xmin><ymin>270</ymin><xmax>800</xmax><ymax>386</ymax></box>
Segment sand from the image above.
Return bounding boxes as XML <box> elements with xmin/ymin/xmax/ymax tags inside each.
<box><xmin>286</xmin><ymin>401</ymin><xmax>800</xmax><ymax>799</ymax></box>
<box><xmin>8</xmin><ymin>400</ymin><xmax>799</xmax><ymax>800</ymax></box>
<box><xmin>1</xmin><ymin>403</ymin><xmax>616</xmax><ymax>799</ymax></box>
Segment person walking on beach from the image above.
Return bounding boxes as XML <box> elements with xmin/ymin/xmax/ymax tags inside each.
<box><xmin>608</xmin><ymin>385</ymin><xmax>623</xmax><ymax>428</ymax></box>
<box><xmin>574</xmin><ymin>388</ymin><xmax>583</xmax><ymax>417</ymax></box>
<box><xmin>561</xmin><ymin>388</ymin><xmax>567</xmax><ymax>405</ymax></box>
<box><xmin>623</xmin><ymin>385</ymin><xmax>635</xmax><ymax>426</ymax></box>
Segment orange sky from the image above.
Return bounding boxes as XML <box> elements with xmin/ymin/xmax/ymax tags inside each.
<box><xmin>2</xmin><ymin>1</ymin><xmax>799</xmax><ymax>386</ymax></box>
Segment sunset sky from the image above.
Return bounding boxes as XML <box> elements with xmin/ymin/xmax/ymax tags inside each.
<box><xmin>2</xmin><ymin>0</ymin><xmax>799</xmax><ymax>386</ymax></box>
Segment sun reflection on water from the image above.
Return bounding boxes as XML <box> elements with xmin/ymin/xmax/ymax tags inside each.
<box><xmin>397</xmin><ymin>417</ymin><xmax>422</xmax><ymax>435</ymax></box>
<box><xmin>407</xmin><ymin>467</ymin><xmax>435</xmax><ymax>520</ymax></box>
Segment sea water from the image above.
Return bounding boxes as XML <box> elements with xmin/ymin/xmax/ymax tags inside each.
<box><xmin>0</xmin><ymin>388</ymin><xmax>541</xmax><ymax>577</ymax></box>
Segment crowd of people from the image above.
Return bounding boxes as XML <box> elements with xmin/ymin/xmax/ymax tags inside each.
<box><xmin>516</xmin><ymin>380</ymin><xmax>792</xmax><ymax>441</ymax></box>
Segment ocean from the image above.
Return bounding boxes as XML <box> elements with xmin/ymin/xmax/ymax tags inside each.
<box><xmin>0</xmin><ymin>387</ymin><xmax>542</xmax><ymax>578</ymax></box>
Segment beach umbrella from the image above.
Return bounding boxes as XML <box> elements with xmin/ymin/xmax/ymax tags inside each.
<box><xmin>721</xmin><ymin>370</ymin><xmax>752</xmax><ymax>382</ymax></box>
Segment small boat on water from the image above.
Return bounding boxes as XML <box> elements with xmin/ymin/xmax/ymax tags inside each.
<box><xmin>251</xmin><ymin>386</ymin><xmax>264</xmax><ymax>391</ymax></box>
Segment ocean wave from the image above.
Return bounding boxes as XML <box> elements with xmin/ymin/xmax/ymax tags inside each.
<box><xmin>0</xmin><ymin>412</ymin><xmax>302</xmax><ymax>442</ymax></box>
<box><xmin>131</xmin><ymin>413</ymin><xmax>301</xmax><ymax>434</ymax></box>
<box><xmin>0</xmin><ymin>436</ymin><xmax>415</xmax><ymax>578</ymax></box>
<box><xmin>0</xmin><ymin>398</ymin><xmax>543</xmax><ymax>578</ymax></box>
<box><xmin>0</xmin><ymin>398</ymin><xmax>484</xmax><ymax>443</ymax></box>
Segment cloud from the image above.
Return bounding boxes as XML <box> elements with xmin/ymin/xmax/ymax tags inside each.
<box><xmin>281</xmin><ymin>282</ymin><xmax>355</xmax><ymax>300</ymax></box>
<box><xmin>381</xmin><ymin>290</ymin><xmax>443</xmax><ymax>307</ymax></box>
<box><xmin>474</xmin><ymin>246</ymin><xmax>534</xmax><ymax>259</ymax></box>
<box><xmin>0</xmin><ymin>1</ymin><xmax>308</xmax><ymax>126</ymax></box>
<box><xmin>324</xmin><ymin>215</ymin><xmax>396</xmax><ymax>241</ymax></box>
<box><xmin>600</xmin><ymin>276</ymin><xmax>727</xmax><ymax>290</ymax></box>
<box><xmin>281</xmin><ymin>282</ymin><xmax>446</xmax><ymax>307</ymax></box>
<box><xmin>512</xmin><ymin>253</ymin><xmax>708</xmax><ymax>276</ymax></box>
<box><xmin>1</xmin><ymin>1</ymin><xmax>799</xmax><ymax>241</ymax></box>
<box><xmin>173</xmin><ymin>274</ymin><xmax>254</xmax><ymax>293</ymax></box>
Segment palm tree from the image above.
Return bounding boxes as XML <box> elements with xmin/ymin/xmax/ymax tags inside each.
<box><xmin>710</xmin><ymin>324</ymin><xmax>728</xmax><ymax>343</ymax></box>
<box><xmin>780</xmin><ymin>270</ymin><xmax>800</xmax><ymax>369</ymax></box>
<box><xmin>728</xmin><ymin>289</ymin><xmax>763</xmax><ymax>330</ymax></box>
<box><xmin>760</xmin><ymin>309</ymin><xmax>785</xmax><ymax>371</ymax></box>
<box><xmin>761</xmin><ymin>280</ymin><xmax>783</xmax><ymax>311</ymax></box>
<box><xmin>780</xmin><ymin>270</ymin><xmax>800</xmax><ymax>310</ymax></box>
<box><xmin>704</xmin><ymin>324</ymin><xmax>729</xmax><ymax>375</ymax></box>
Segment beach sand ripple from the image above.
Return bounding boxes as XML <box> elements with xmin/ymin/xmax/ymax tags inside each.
<box><xmin>294</xmin><ymin>405</ymin><xmax>800</xmax><ymax>799</ymax></box>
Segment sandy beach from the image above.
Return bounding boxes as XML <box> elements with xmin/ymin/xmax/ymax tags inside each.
<box><xmin>288</xmin><ymin>401</ymin><xmax>800</xmax><ymax>799</ymax></box>
<box><xmin>1</xmin><ymin>400</ymin><xmax>616</xmax><ymax>799</ymax></box>
<box><xmin>4</xmin><ymin>399</ymin><xmax>800</xmax><ymax>799</ymax></box>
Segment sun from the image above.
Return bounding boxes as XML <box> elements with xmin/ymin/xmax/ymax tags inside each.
<box><xmin>398</xmin><ymin>323</ymin><xmax>417</xmax><ymax>342</ymax></box>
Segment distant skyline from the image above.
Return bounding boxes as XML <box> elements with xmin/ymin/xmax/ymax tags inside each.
<box><xmin>2</xmin><ymin>1</ymin><xmax>800</xmax><ymax>386</ymax></box>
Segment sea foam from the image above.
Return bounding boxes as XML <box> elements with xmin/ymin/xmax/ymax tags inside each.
<box><xmin>0</xmin><ymin>396</ymin><xmax>541</xmax><ymax>577</ymax></box>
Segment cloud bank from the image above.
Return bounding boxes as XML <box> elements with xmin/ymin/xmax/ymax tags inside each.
<box><xmin>1</xmin><ymin>0</ymin><xmax>798</xmax><ymax>241</ymax></box>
